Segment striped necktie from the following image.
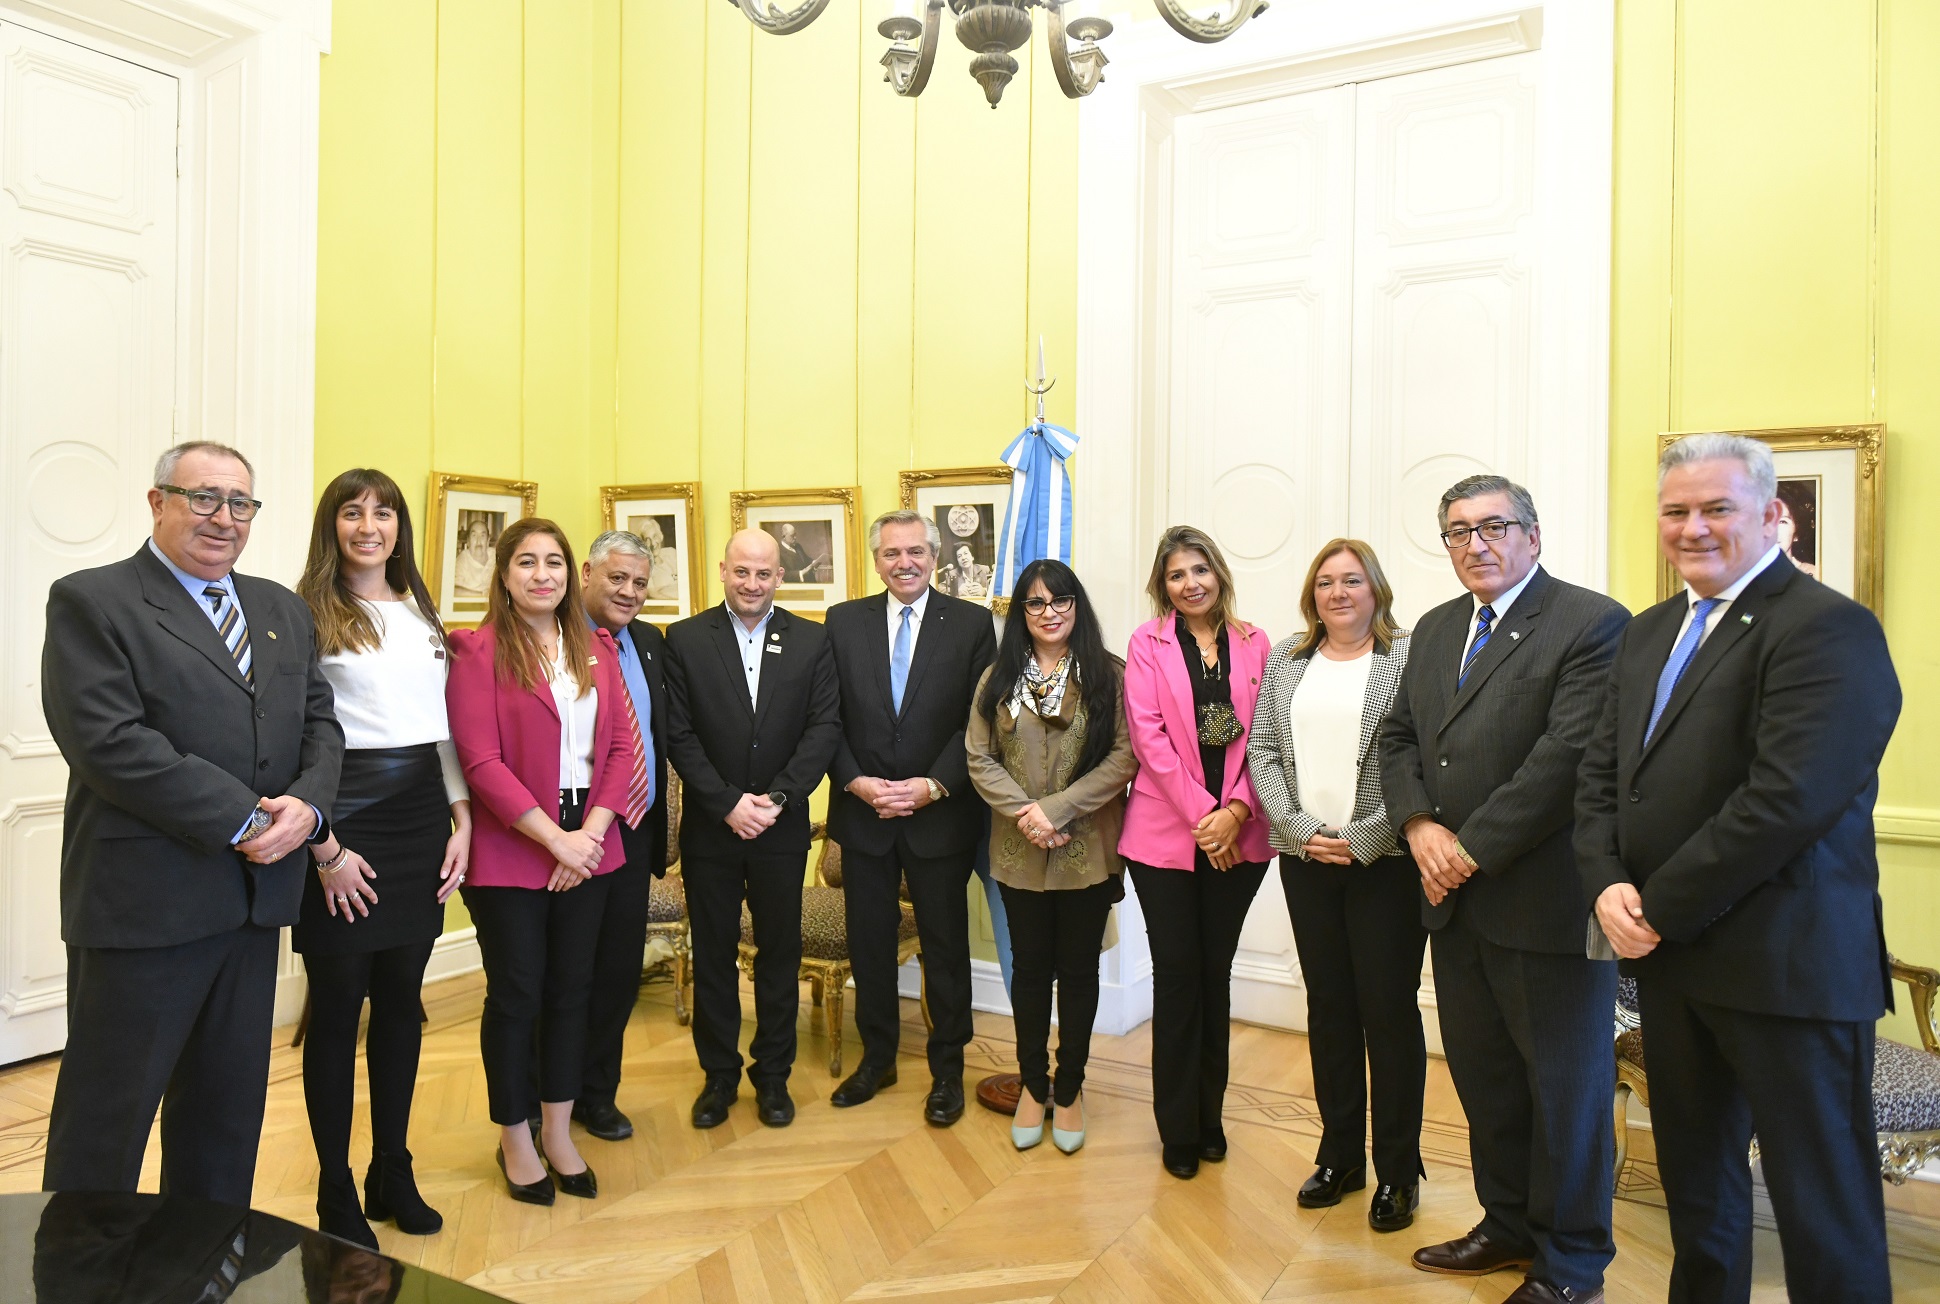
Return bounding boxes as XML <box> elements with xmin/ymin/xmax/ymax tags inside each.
<box><xmin>1645</xmin><ymin>597</ymin><xmax>1723</xmax><ymax>744</ymax></box>
<box><xmin>202</xmin><ymin>584</ymin><xmax>253</xmax><ymax>685</ymax></box>
<box><xmin>1458</xmin><ymin>604</ymin><xmax>1495</xmax><ymax>688</ymax></box>
<box><xmin>618</xmin><ymin>685</ymin><xmax>651</xmax><ymax>829</ymax></box>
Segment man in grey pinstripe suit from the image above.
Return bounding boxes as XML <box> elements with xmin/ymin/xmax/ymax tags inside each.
<box><xmin>1379</xmin><ymin>475</ymin><xmax>1629</xmax><ymax>1304</ymax></box>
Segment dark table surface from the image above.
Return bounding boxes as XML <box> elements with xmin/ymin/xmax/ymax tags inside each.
<box><xmin>0</xmin><ymin>1190</ymin><xmax>510</xmax><ymax>1303</ymax></box>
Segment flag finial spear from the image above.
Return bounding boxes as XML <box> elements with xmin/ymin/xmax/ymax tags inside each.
<box><xmin>1027</xmin><ymin>334</ymin><xmax>1056</xmax><ymax>426</ymax></box>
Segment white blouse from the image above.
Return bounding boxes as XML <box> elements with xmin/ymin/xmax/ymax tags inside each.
<box><xmin>318</xmin><ymin>598</ymin><xmax>468</xmax><ymax>804</ymax></box>
<box><xmin>546</xmin><ymin>631</ymin><xmax>599</xmax><ymax>797</ymax></box>
<box><xmin>1288</xmin><ymin>650</ymin><xmax>1372</xmax><ymax>830</ymax></box>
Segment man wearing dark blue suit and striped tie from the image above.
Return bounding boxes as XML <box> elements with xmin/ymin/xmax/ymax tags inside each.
<box><xmin>1379</xmin><ymin>475</ymin><xmax>1630</xmax><ymax>1304</ymax></box>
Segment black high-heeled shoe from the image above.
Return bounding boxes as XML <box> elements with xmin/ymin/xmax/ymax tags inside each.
<box><xmin>316</xmin><ymin>1168</ymin><xmax>379</xmax><ymax>1250</ymax></box>
<box><xmin>539</xmin><ymin>1139</ymin><xmax>598</xmax><ymax>1199</ymax></box>
<box><xmin>365</xmin><ymin>1149</ymin><xmax>444</xmax><ymax>1235</ymax></box>
<box><xmin>1162</xmin><ymin>1144</ymin><xmax>1201</xmax><ymax>1180</ymax></box>
<box><xmin>497</xmin><ymin>1145</ymin><xmax>556</xmax><ymax>1206</ymax></box>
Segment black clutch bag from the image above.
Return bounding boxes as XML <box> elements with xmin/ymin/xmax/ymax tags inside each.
<box><xmin>1197</xmin><ymin>701</ymin><xmax>1243</xmax><ymax>747</ymax></box>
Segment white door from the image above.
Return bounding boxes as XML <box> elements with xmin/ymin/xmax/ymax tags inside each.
<box><xmin>0</xmin><ymin>21</ymin><xmax>178</xmax><ymax>1064</ymax></box>
<box><xmin>1162</xmin><ymin>51</ymin><xmax>1542</xmax><ymax>1035</ymax></box>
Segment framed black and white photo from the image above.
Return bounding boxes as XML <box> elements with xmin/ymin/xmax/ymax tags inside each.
<box><xmin>601</xmin><ymin>481</ymin><xmax>704</xmax><ymax>624</ymax></box>
<box><xmin>425</xmin><ymin>472</ymin><xmax>538</xmax><ymax>626</ymax></box>
<box><xmin>899</xmin><ymin>465</ymin><xmax>1013</xmax><ymax>610</ymax></box>
<box><xmin>1657</xmin><ymin>424</ymin><xmax>1883</xmax><ymax>616</ymax></box>
<box><xmin>729</xmin><ymin>487</ymin><xmax>861</xmax><ymax>615</ymax></box>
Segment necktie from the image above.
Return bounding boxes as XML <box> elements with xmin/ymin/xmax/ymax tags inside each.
<box><xmin>1458</xmin><ymin>604</ymin><xmax>1495</xmax><ymax>688</ymax></box>
<box><xmin>618</xmin><ymin>682</ymin><xmax>651</xmax><ymax>829</ymax></box>
<box><xmin>202</xmin><ymin>584</ymin><xmax>253</xmax><ymax>685</ymax></box>
<box><xmin>891</xmin><ymin>604</ymin><xmax>913</xmax><ymax>714</ymax></box>
<box><xmin>1645</xmin><ymin>597</ymin><xmax>1723</xmax><ymax>744</ymax></box>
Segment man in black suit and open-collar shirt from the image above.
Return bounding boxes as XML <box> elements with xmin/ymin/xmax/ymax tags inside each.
<box><xmin>1379</xmin><ymin>474</ymin><xmax>1629</xmax><ymax>1304</ymax></box>
<box><xmin>823</xmin><ymin>510</ymin><xmax>997</xmax><ymax>1126</ymax></box>
<box><xmin>1577</xmin><ymin>434</ymin><xmax>1900</xmax><ymax>1304</ymax></box>
<box><xmin>664</xmin><ymin>528</ymin><xmax>841</xmax><ymax>1131</ymax></box>
<box><xmin>40</xmin><ymin>440</ymin><xmax>344</xmax><ymax>1207</ymax></box>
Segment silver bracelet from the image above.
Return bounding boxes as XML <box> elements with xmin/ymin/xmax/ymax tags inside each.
<box><xmin>316</xmin><ymin>845</ymin><xmax>350</xmax><ymax>875</ymax></box>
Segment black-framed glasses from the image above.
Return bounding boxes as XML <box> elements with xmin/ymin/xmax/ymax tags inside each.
<box><xmin>160</xmin><ymin>484</ymin><xmax>262</xmax><ymax>522</ymax></box>
<box><xmin>1439</xmin><ymin>518</ymin><xmax>1526</xmax><ymax>550</ymax></box>
<box><xmin>1020</xmin><ymin>594</ymin><xmax>1077</xmax><ymax>617</ymax></box>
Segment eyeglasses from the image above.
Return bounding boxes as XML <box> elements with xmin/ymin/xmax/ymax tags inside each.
<box><xmin>160</xmin><ymin>484</ymin><xmax>262</xmax><ymax>522</ymax></box>
<box><xmin>1439</xmin><ymin>519</ymin><xmax>1526</xmax><ymax>550</ymax></box>
<box><xmin>1020</xmin><ymin>594</ymin><xmax>1076</xmax><ymax>616</ymax></box>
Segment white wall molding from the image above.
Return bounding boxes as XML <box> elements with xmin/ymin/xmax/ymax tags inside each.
<box><xmin>1878</xmin><ymin>806</ymin><xmax>1940</xmax><ymax>849</ymax></box>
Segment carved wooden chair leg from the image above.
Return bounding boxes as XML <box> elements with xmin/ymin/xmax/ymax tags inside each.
<box><xmin>1612</xmin><ymin>1081</ymin><xmax>1631</xmax><ymax>1189</ymax></box>
<box><xmin>811</xmin><ymin>976</ymin><xmax>825</xmax><ymax>1009</ymax></box>
<box><xmin>291</xmin><ymin>991</ymin><xmax>311</xmax><ymax>1049</ymax></box>
<box><xmin>918</xmin><ymin>956</ymin><xmax>932</xmax><ymax>1033</ymax></box>
<box><xmin>673</xmin><ymin>941</ymin><xmax>692</xmax><ymax>1026</ymax></box>
<box><xmin>826</xmin><ymin>979</ymin><xmax>847</xmax><ymax>1078</ymax></box>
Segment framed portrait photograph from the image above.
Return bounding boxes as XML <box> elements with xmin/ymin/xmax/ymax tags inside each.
<box><xmin>600</xmin><ymin>481</ymin><xmax>704</xmax><ymax>624</ymax></box>
<box><xmin>899</xmin><ymin>466</ymin><xmax>1014</xmax><ymax>610</ymax></box>
<box><xmin>1656</xmin><ymin>424</ymin><xmax>1884</xmax><ymax>617</ymax></box>
<box><xmin>729</xmin><ymin>487</ymin><xmax>861</xmax><ymax>615</ymax></box>
<box><xmin>424</xmin><ymin>472</ymin><xmax>539</xmax><ymax>626</ymax></box>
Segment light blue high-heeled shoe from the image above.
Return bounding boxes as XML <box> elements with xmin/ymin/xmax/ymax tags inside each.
<box><xmin>1011</xmin><ymin>1097</ymin><xmax>1046</xmax><ymax>1151</ymax></box>
<box><xmin>1051</xmin><ymin>1095</ymin><xmax>1086</xmax><ymax>1154</ymax></box>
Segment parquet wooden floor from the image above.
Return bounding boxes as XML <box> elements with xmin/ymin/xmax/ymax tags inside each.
<box><xmin>3</xmin><ymin>971</ymin><xmax>1939</xmax><ymax>1302</ymax></box>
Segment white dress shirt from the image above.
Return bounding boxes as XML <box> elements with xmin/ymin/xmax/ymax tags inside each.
<box><xmin>886</xmin><ymin>586</ymin><xmax>930</xmax><ymax>659</ymax></box>
<box><xmin>1672</xmin><ymin>544</ymin><xmax>1783</xmax><ymax>649</ymax></box>
<box><xmin>548</xmin><ymin>632</ymin><xmax>599</xmax><ymax>796</ymax></box>
<box><xmin>1461</xmin><ymin>563</ymin><xmax>1541</xmax><ymax>667</ymax></box>
<box><xmin>317</xmin><ymin>597</ymin><xmax>469</xmax><ymax>803</ymax></box>
<box><xmin>732</xmin><ymin>603</ymin><xmax>778</xmax><ymax>708</ymax></box>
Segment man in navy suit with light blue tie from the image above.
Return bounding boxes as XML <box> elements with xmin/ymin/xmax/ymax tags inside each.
<box><xmin>1578</xmin><ymin>434</ymin><xmax>1901</xmax><ymax>1303</ymax></box>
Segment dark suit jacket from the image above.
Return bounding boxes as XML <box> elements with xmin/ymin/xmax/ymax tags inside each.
<box><xmin>1379</xmin><ymin>566</ymin><xmax>1629</xmax><ymax>953</ymax></box>
<box><xmin>613</xmin><ymin>618</ymin><xmax>671</xmax><ymax>878</ymax></box>
<box><xmin>1575</xmin><ymin>554</ymin><xmax>1901</xmax><ymax>1022</ymax></box>
<box><xmin>824</xmin><ymin>589</ymin><xmax>996</xmax><ymax>859</ymax></box>
<box><xmin>663</xmin><ymin>603</ymin><xmax>841</xmax><ymax>860</ymax></box>
<box><xmin>40</xmin><ymin>545</ymin><xmax>344</xmax><ymax>949</ymax></box>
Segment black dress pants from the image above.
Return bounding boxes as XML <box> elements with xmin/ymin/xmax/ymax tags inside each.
<box><xmin>685</xmin><ymin>849</ymin><xmax>805</xmax><ymax>1085</ymax></box>
<box><xmin>998</xmin><ymin>878</ymin><xmax>1116</xmax><ymax>1107</ymax></box>
<box><xmin>1127</xmin><ymin>857</ymin><xmax>1267</xmax><ymax>1148</ymax></box>
<box><xmin>300</xmin><ymin>940</ymin><xmax>436</xmax><ymax>1177</ymax></box>
<box><xmin>580</xmin><ymin>856</ymin><xmax>659</xmax><ymax>1108</ymax></box>
<box><xmin>845</xmin><ymin>840</ymin><xmax>976</xmax><ymax>1081</ymax></box>
<box><xmin>1636</xmin><ymin>981</ymin><xmax>1888</xmax><ymax>1304</ymax></box>
<box><xmin>1431</xmin><ymin>916</ymin><xmax>1616</xmax><ymax>1296</ymax></box>
<box><xmin>45</xmin><ymin>924</ymin><xmax>279</xmax><ymax>1207</ymax></box>
<box><xmin>1279</xmin><ymin>854</ymin><xmax>1427</xmax><ymax>1185</ymax></box>
<box><xmin>465</xmin><ymin>875</ymin><xmax>613</xmax><ymax>1125</ymax></box>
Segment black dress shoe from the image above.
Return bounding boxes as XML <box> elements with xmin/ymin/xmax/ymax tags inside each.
<box><xmin>1411</xmin><ymin>1227</ymin><xmax>1535</xmax><ymax>1276</ymax></box>
<box><xmin>1296</xmin><ymin>1164</ymin><xmax>1367</xmax><ymax>1208</ymax></box>
<box><xmin>573</xmin><ymin>1098</ymin><xmax>635</xmax><ymax>1141</ymax></box>
<box><xmin>1368</xmin><ymin>1183</ymin><xmax>1418</xmax><ymax>1232</ymax></box>
<box><xmin>924</xmin><ymin>1076</ymin><xmax>966</xmax><ymax>1127</ymax></box>
<box><xmin>1504</xmin><ymin>1279</ymin><xmax>1603</xmax><ymax>1304</ymax></box>
<box><xmin>496</xmin><ymin>1146</ymin><xmax>556</xmax><ymax>1207</ymax></box>
<box><xmin>541</xmin><ymin>1145</ymin><xmax>598</xmax><ymax>1200</ymax></box>
<box><xmin>316</xmin><ymin>1169</ymin><xmax>379</xmax><ymax>1250</ymax></box>
<box><xmin>691</xmin><ymin>1078</ymin><xmax>739</xmax><ymax>1130</ymax></box>
<box><xmin>1162</xmin><ymin>1144</ymin><xmax>1201</xmax><ymax>1179</ymax></box>
<box><xmin>830</xmin><ymin>1061</ymin><xmax>898</xmax><ymax>1108</ymax></box>
<box><xmin>364</xmin><ymin>1149</ymin><xmax>443</xmax><ymax>1235</ymax></box>
<box><xmin>755</xmin><ymin>1079</ymin><xmax>795</xmax><ymax>1127</ymax></box>
<box><xmin>1199</xmin><ymin>1128</ymin><xmax>1228</xmax><ymax>1162</ymax></box>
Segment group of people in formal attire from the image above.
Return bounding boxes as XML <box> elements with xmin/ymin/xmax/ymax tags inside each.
<box><xmin>37</xmin><ymin>432</ymin><xmax>1900</xmax><ymax>1304</ymax></box>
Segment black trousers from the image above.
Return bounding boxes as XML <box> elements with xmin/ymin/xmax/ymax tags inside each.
<box><xmin>45</xmin><ymin>924</ymin><xmax>279</xmax><ymax>1207</ymax></box>
<box><xmin>1280</xmin><ymin>854</ymin><xmax>1427</xmax><ymax>1185</ymax></box>
<box><xmin>1127</xmin><ymin>857</ymin><xmax>1267</xmax><ymax>1148</ymax></box>
<box><xmin>685</xmin><ymin>849</ymin><xmax>805</xmax><ymax>1085</ymax></box>
<box><xmin>845</xmin><ymin>840</ymin><xmax>976</xmax><ymax>1081</ymax></box>
<box><xmin>1637</xmin><ymin>981</ymin><xmax>1888</xmax><ymax>1304</ymax></box>
<box><xmin>465</xmin><ymin>875</ymin><xmax>612</xmax><ymax>1125</ymax></box>
<box><xmin>999</xmin><ymin>878</ymin><xmax>1116</xmax><ymax>1108</ymax></box>
<box><xmin>580</xmin><ymin>858</ymin><xmax>658</xmax><ymax>1108</ymax></box>
<box><xmin>1431</xmin><ymin>916</ymin><xmax>1616</xmax><ymax>1295</ymax></box>
<box><xmin>300</xmin><ymin>939</ymin><xmax>436</xmax><ymax>1180</ymax></box>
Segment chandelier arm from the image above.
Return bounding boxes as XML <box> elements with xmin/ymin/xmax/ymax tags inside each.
<box><xmin>1152</xmin><ymin>0</ymin><xmax>1268</xmax><ymax>44</ymax></box>
<box><xmin>731</xmin><ymin>0</ymin><xmax>833</xmax><ymax>37</ymax></box>
<box><xmin>1044</xmin><ymin>2</ymin><xmax>1109</xmax><ymax>99</ymax></box>
<box><xmin>884</xmin><ymin>0</ymin><xmax>946</xmax><ymax>97</ymax></box>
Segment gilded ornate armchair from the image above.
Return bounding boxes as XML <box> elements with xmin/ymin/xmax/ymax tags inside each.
<box><xmin>644</xmin><ymin>773</ymin><xmax>692</xmax><ymax>1024</ymax></box>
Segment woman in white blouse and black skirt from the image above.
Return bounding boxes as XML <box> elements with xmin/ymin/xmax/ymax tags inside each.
<box><xmin>1247</xmin><ymin>538</ymin><xmax>1425</xmax><ymax>1233</ymax></box>
<box><xmin>295</xmin><ymin>469</ymin><xmax>472</xmax><ymax>1250</ymax></box>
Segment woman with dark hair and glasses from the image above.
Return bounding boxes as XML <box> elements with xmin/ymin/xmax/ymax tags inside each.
<box><xmin>966</xmin><ymin>560</ymin><xmax>1136</xmax><ymax>1155</ymax></box>
<box><xmin>294</xmin><ymin>469</ymin><xmax>471</xmax><ymax>1248</ymax></box>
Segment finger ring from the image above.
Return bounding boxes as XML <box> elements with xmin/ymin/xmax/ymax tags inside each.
<box><xmin>1211</xmin><ymin>842</ymin><xmax>1222</xmax><ymax>851</ymax></box>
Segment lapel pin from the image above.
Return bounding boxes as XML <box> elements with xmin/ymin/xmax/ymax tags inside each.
<box><xmin>267</xmin><ymin>630</ymin><xmax>277</xmax><ymax>640</ymax></box>
<box><xmin>1740</xmin><ymin>613</ymin><xmax>1754</xmax><ymax>625</ymax></box>
<box><xmin>1508</xmin><ymin>631</ymin><xmax>1519</xmax><ymax>640</ymax></box>
<box><xmin>770</xmin><ymin>632</ymin><xmax>780</xmax><ymax>642</ymax></box>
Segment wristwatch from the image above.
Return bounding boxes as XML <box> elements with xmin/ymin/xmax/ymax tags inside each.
<box><xmin>236</xmin><ymin>807</ymin><xmax>273</xmax><ymax>844</ymax></box>
<box><xmin>924</xmin><ymin>778</ymin><xmax>944</xmax><ymax>804</ymax></box>
<box><xmin>766</xmin><ymin>790</ymin><xmax>790</xmax><ymax>809</ymax></box>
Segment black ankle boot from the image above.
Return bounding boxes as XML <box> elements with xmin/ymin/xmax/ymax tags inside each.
<box><xmin>316</xmin><ymin>1169</ymin><xmax>379</xmax><ymax>1251</ymax></box>
<box><xmin>364</xmin><ymin>1149</ymin><xmax>444</xmax><ymax>1236</ymax></box>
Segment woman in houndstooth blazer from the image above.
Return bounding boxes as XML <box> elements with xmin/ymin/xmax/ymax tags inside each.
<box><xmin>1247</xmin><ymin>538</ymin><xmax>1426</xmax><ymax>1234</ymax></box>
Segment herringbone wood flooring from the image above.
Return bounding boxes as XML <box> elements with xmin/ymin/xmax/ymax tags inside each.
<box><xmin>4</xmin><ymin>971</ymin><xmax>1939</xmax><ymax>1302</ymax></box>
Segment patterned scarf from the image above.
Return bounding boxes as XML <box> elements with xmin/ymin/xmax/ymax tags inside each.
<box><xmin>1009</xmin><ymin>653</ymin><xmax>1073</xmax><ymax>719</ymax></box>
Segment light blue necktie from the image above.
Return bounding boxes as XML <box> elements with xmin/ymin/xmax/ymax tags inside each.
<box><xmin>890</xmin><ymin>604</ymin><xmax>913</xmax><ymax>714</ymax></box>
<box><xmin>1458</xmin><ymin>604</ymin><xmax>1495</xmax><ymax>688</ymax></box>
<box><xmin>1645</xmin><ymin>597</ymin><xmax>1723</xmax><ymax>744</ymax></box>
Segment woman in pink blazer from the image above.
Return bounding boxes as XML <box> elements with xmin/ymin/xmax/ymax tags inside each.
<box><xmin>1119</xmin><ymin>525</ymin><xmax>1274</xmax><ymax>1180</ymax></box>
<box><xmin>446</xmin><ymin>517</ymin><xmax>635</xmax><ymax>1208</ymax></box>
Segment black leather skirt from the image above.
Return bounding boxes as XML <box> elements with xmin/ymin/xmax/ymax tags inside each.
<box><xmin>293</xmin><ymin>744</ymin><xmax>451</xmax><ymax>956</ymax></box>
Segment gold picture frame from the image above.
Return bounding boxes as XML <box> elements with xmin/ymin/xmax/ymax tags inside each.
<box><xmin>425</xmin><ymin>472</ymin><xmax>539</xmax><ymax>627</ymax></box>
<box><xmin>899</xmin><ymin>465</ymin><xmax>1014</xmax><ymax>614</ymax></box>
<box><xmin>600</xmin><ymin>481</ymin><xmax>705</xmax><ymax>625</ymax></box>
<box><xmin>1655</xmin><ymin>424</ymin><xmax>1884</xmax><ymax>617</ymax></box>
<box><xmin>729</xmin><ymin>486</ymin><xmax>863</xmax><ymax>615</ymax></box>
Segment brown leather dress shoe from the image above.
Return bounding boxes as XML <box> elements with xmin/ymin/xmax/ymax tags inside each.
<box><xmin>1411</xmin><ymin>1228</ymin><xmax>1535</xmax><ymax>1276</ymax></box>
<box><xmin>1505</xmin><ymin>1279</ymin><xmax>1603</xmax><ymax>1304</ymax></box>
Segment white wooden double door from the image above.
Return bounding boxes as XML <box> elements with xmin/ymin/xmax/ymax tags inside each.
<box><xmin>1160</xmin><ymin>53</ymin><xmax>1544</xmax><ymax>1035</ymax></box>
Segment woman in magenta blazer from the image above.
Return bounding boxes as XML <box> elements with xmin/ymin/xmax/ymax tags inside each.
<box><xmin>1119</xmin><ymin>525</ymin><xmax>1274</xmax><ymax>1180</ymax></box>
<box><xmin>446</xmin><ymin>517</ymin><xmax>635</xmax><ymax>1207</ymax></box>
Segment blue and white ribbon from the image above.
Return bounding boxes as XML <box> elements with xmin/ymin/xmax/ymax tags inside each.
<box><xmin>993</xmin><ymin>421</ymin><xmax>1080</xmax><ymax>598</ymax></box>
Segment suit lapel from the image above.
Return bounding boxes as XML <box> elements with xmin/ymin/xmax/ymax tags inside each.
<box><xmin>863</xmin><ymin>592</ymin><xmax>896</xmax><ymax>720</ymax></box>
<box><xmin>138</xmin><ymin>547</ymin><xmax>252</xmax><ymax>695</ymax></box>
<box><xmin>1641</xmin><ymin>556</ymin><xmax>1796</xmax><ymax>759</ymax></box>
<box><xmin>708</xmin><ymin>605</ymin><xmax>756</xmax><ymax>718</ymax></box>
<box><xmin>1439</xmin><ymin>569</ymin><xmax>1549</xmax><ymax>734</ymax></box>
<box><xmin>1357</xmin><ymin>645</ymin><xmax>1402</xmax><ymax>766</ymax></box>
<box><xmin>752</xmin><ymin>607</ymin><xmax>790</xmax><ymax>730</ymax></box>
<box><xmin>1155</xmin><ymin>616</ymin><xmax>1206</xmax><ymax>787</ymax></box>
